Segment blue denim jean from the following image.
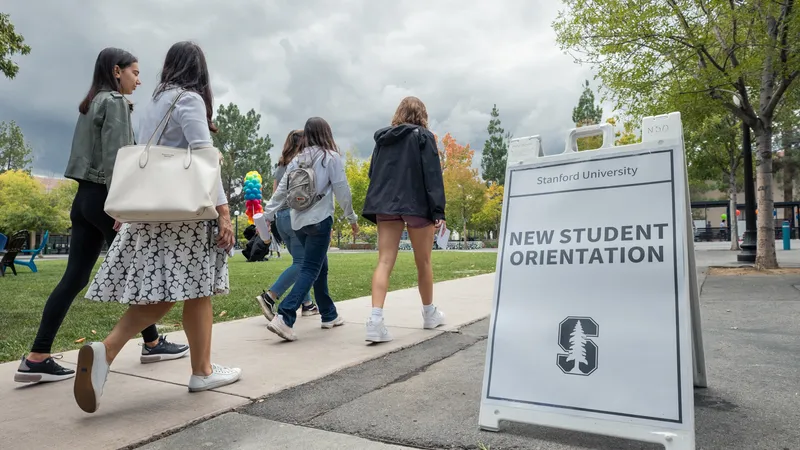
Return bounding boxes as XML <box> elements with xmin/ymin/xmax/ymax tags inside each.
<box><xmin>277</xmin><ymin>215</ymin><xmax>337</xmax><ymax>328</ymax></box>
<box><xmin>270</xmin><ymin>209</ymin><xmax>312</xmax><ymax>304</ymax></box>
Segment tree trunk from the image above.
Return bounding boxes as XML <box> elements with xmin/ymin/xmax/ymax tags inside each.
<box><xmin>755</xmin><ymin>130</ymin><xmax>778</xmax><ymax>269</ymax></box>
<box><xmin>729</xmin><ymin>169</ymin><xmax>740</xmax><ymax>251</ymax></box>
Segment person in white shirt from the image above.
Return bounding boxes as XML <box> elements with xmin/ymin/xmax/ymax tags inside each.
<box><xmin>261</xmin><ymin>117</ymin><xmax>359</xmax><ymax>341</ymax></box>
<box><xmin>73</xmin><ymin>41</ymin><xmax>241</xmax><ymax>414</ymax></box>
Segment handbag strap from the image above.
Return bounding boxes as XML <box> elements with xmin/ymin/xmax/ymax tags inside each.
<box><xmin>139</xmin><ymin>89</ymin><xmax>190</xmax><ymax>169</ymax></box>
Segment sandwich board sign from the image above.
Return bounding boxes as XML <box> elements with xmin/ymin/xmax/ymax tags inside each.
<box><xmin>479</xmin><ymin>112</ymin><xmax>705</xmax><ymax>449</ymax></box>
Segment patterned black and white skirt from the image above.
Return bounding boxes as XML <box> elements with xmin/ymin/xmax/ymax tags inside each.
<box><xmin>86</xmin><ymin>220</ymin><xmax>230</xmax><ymax>305</ymax></box>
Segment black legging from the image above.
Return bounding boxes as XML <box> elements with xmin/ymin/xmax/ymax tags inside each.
<box><xmin>30</xmin><ymin>181</ymin><xmax>159</xmax><ymax>353</ymax></box>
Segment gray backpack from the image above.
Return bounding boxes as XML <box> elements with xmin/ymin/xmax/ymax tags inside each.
<box><xmin>286</xmin><ymin>150</ymin><xmax>325</xmax><ymax>211</ymax></box>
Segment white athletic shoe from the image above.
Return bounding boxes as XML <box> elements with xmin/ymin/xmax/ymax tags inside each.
<box><xmin>321</xmin><ymin>316</ymin><xmax>345</xmax><ymax>329</ymax></box>
<box><xmin>422</xmin><ymin>306</ymin><xmax>445</xmax><ymax>329</ymax></box>
<box><xmin>73</xmin><ymin>342</ymin><xmax>110</xmax><ymax>413</ymax></box>
<box><xmin>188</xmin><ymin>364</ymin><xmax>242</xmax><ymax>392</ymax></box>
<box><xmin>366</xmin><ymin>317</ymin><xmax>393</xmax><ymax>343</ymax></box>
<box><xmin>266</xmin><ymin>315</ymin><xmax>297</xmax><ymax>341</ymax></box>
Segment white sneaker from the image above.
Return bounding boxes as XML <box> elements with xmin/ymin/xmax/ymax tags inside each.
<box><xmin>321</xmin><ymin>315</ymin><xmax>345</xmax><ymax>329</ymax></box>
<box><xmin>74</xmin><ymin>342</ymin><xmax>110</xmax><ymax>413</ymax></box>
<box><xmin>266</xmin><ymin>315</ymin><xmax>297</xmax><ymax>341</ymax></box>
<box><xmin>423</xmin><ymin>306</ymin><xmax>445</xmax><ymax>329</ymax></box>
<box><xmin>188</xmin><ymin>364</ymin><xmax>242</xmax><ymax>392</ymax></box>
<box><xmin>366</xmin><ymin>317</ymin><xmax>392</xmax><ymax>343</ymax></box>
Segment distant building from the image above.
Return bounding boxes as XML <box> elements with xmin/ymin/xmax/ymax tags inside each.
<box><xmin>32</xmin><ymin>175</ymin><xmax>73</xmax><ymax>193</ymax></box>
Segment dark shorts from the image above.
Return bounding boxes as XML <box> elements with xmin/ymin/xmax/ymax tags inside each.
<box><xmin>376</xmin><ymin>214</ymin><xmax>433</xmax><ymax>229</ymax></box>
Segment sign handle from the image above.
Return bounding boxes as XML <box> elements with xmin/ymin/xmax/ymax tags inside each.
<box><xmin>641</xmin><ymin>112</ymin><xmax>708</xmax><ymax>388</ymax></box>
<box><xmin>564</xmin><ymin>123</ymin><xmax>614</xmax><ymax>153</ymax></box>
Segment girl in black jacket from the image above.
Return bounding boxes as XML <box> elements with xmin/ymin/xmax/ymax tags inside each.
<box><xmin>361</xmin><ymin>96</ymin><xmax>447</xmax><ymax>343</ymax></box>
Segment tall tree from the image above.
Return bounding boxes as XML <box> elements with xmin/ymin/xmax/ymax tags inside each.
<box><xmin>332</xmin><ymin>150</ymin><xmax>370</xmax><ymax>245</ymax></box>
<box><xmin>0</xmin><ymin>170</ymin><xmax>70</xmax><ymax>235</ymax></box>
<box><xmin>572</xmin><ymin>80</ymin><xmax>604</xmax><ymax>150</ymax></box>
<box><xmin>440</xmin><ymin>133</ymin><xmax>486</xmax><ymax>246</ymax></box>
<box><xmin>554</xmin><ymin>0</ymin><xmax>800</xmax><ymax>270</ymax></box>
<box><xmin>472</xmin><ymin>183</ymin><xmax>504</xmax><ymax>238</ymax></box>
<box><xmin>0</xmin><ymin>13</ymin><xmax>30</xmax><ymax>79</ymax></box>
<box><xmin>211</xmin><ymin>103</ymin><xmax>273</xmax><ymax>213</ymax></box>
<box><xmin>481</xmin><ymin>104</ymin><xmax>510</xmax><ymax>185</ymax></box>
<box><xmin>685</xmin><ymin>112</ymin><xmax>744</xmax><ymax>250</ymax></box>
<box><xmin>0</xmin><ymin>121</ymin><xmax>33</xmax><ymax>173</ymax></box>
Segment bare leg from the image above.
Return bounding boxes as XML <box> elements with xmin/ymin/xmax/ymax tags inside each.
<box><xmin>407</xmin><ymin>224</ymin><xmax>435</xmax><ymax>306</ymax></box>
<box><xmin>371</xmin><ymin>221</ymin><xmax>405</xmax><ymax>308</ymax></box>
<box><xmin>182</xmin><ymin>297</ymin><xmax>213</xmax><ymax>376</ymax></box>
<box><xmin>103</xmin><ymin>303</ymin><xmax>175</xmax><ymax>363</ymax></box>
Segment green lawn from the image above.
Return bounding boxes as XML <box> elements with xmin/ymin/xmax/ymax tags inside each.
<box><xmin>0</xmin><ymin>251</ymin><xmax>496</xmax><ymax>363</ymax></box>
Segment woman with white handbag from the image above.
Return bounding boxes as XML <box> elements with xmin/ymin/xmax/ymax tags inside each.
<box><xmin>15</xmin><ymin>47</ymin><xmax>188</xmax><ymax>386</ymax></box>
<box><xmin>73</xmin><ymin>41</ymin><xmax>241</xmax><ymax>414</ymax></box>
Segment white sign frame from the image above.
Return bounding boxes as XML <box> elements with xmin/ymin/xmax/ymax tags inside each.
<box><xmin>479</xmin><ymin>112</ymin><xmax>704</xmax><ymax>449</ymax></box>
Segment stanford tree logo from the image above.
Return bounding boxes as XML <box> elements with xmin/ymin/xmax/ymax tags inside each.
<box><xmin>556</xmin><ymin>316</ymin><xmax>599</xmax><ymax>376</ymax></box>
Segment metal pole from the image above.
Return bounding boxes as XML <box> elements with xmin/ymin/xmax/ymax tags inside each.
<box><xmin>738</xmin><ymin>121</ymin><xmax>757</xmax><ymax>262</ymax></box>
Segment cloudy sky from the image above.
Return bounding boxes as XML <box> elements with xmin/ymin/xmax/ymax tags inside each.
<box><xmin>0</xmin><ymin>0</ymin><xmax>614</xmax><ymax>178</ymax></box>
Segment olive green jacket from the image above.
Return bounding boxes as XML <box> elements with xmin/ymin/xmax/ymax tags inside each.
<box><xmin>64</xmin><ymin>90</ymin><xmax>134</xmax><ymax>186</ymax></box>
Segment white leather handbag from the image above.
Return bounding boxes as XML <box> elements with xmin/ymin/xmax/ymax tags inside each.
<box><xmin>104</xmin><ymin>90</ymin><xmax>221</xmax><ymax>223</ymax></box>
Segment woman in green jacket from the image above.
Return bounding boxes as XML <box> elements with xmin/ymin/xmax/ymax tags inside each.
<box><xmin>14</xmin><ymin>48</ymin><xmax>189</xmax><ymax>385</ymax></box>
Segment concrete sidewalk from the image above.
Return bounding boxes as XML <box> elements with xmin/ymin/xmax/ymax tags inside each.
<box><xmin>0</xmin><ymin>274</ymin><xmax>494</xmax><ymax>450</ymax></box>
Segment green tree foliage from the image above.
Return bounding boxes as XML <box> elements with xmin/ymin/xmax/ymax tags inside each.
<box><xmin>572</xmin><ymin>80</ymin><xmax>604</xmax><ymax>150</ymax></box>
<box><xmin>332</xmin><ymin>150</ymin><xmax>370</xmax><ymax>245</ymax></box>
<box><xmin>554</xmin><ymin>0</ymin><xmax>800</xmax><ymax>269</ymax></box>
<box><xmin>685</xmin><ymin>111</ymin><xmax>744</xmax><ymax>249</ymax></box>
<box><xmin>0</xmin><ymin>170</ymin><xmax>71</xmax><ymax>235</ymax></box>
<box><xmin>0</xmin><ymin>13</ymin><xmax>31</xmax><ymax>79</ymax></box>
<box><xmin>212</xmin><ymin>103</ymin><xmax>273</xmax><ymax>213</ymax></box>
<box><xmin>0</xmin><ymin>121</ymin><xmax>33</xmax><ymax>173</ymax></box>
<box><xmin>472</xmin><ymin>184</ymin><xmax>504</xmax><ymax>237</ymax></box>
<box><xmin>480</xmin><ymin>104</ymin><xmax>510</xmax><ymax>185</ymax></box>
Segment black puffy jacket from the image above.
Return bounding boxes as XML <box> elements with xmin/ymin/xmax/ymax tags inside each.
<box><xmin>362</xmin><ymin>124</ymin><xmax>446</xmax><ymax>224</ymax></box>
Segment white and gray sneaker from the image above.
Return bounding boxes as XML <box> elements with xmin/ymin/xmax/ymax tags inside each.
<box><xmin>423</xmin><ymin>306</ymin><xmax>445</xmax><ymax>329</ymax></box>
<box><xmin>73</xmin><ymin>342</ymin><xmax>110</xmax><ymax>414</ymax></box>
<box><xmin>321</xmin><ymin>315</ymin><xmax>345</xmax><ymax>329</ymax></box>
<box><xmin>188</xmin><ymin>364</ymin><xmax>242</xmax><ymax>392</ymax></box>
<box><xmin>366</xmin><ymin>317</ymin><xmax>392</xmax><ymax>343</ymax></box>
<box><xmin>266</xmin><ymin>315</ymin><xmax>297</xmax><ymax>341</ymax></box>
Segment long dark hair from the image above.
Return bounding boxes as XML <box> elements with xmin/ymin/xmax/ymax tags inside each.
<box><xmin>153</xmin><ymin>41</ymin><xmax>218</xmax><ymax>133</ymax></box>
<box><xmin>79</xmin><ymin>48</ymin><xmax>137</xmax><ymax>115</ymax></box>
<box><xmin>278</xmin><ymin>130</ymin><xmax>304</xmax><ymax>166</ymax></box>
<box><xmin>303</xmin><ymin>117</ymin><xmax>338</xmax><ymax>153</ymax></box>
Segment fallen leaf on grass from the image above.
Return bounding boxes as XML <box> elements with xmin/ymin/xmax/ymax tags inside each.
<box><xmin>75</xmin><ymin>337</ymin><xmax>86</xmax><ymax>343</ymax></box>
<box><xmin>219</xmin><ymin>311</ymin><xmax>227</xmax><ymax>317</ymax></box>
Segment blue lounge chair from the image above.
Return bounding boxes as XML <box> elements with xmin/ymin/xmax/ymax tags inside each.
<box><xmin>15</xmin><ymin>230</ymin><xmax>49</xmax><ymax>273</ymax></box>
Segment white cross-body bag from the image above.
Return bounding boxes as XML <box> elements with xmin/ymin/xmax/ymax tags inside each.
<box><xmin>104</xmin><ymin>90</ymin><xmax>221</xmax><ymax>223</ymax></box>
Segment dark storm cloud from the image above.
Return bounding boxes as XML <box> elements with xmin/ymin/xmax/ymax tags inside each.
<box><xmin>0</xmin><ymin>0</ymin><xmax>614</xmax><ymax>176</ymax></box>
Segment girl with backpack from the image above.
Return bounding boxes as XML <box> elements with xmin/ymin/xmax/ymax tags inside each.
<box><xmin>255</xmin><ymin>130</ymin><xmax>318</xmax><ymax>320</ymax></box>
<box><xmin>261</xmin><ymin>117</ymin><xmax>359</xmax><ymax>341</ymax></box>
<box><xmin>361</xmin><ymin>96</ymin><xmax>447</xmax><ymax>343</ymax></box>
